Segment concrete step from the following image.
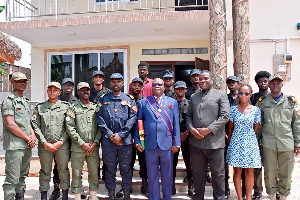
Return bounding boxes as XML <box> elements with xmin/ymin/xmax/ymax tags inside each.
<box><xmin>0</xmin><ymin>156</ymin><xmax>188</xmax><ymax>178</ymax></box>
<box><xmin>98</xmin><ymin>177</ymin><xmax>212</xmax><ymax>194</ymax></box>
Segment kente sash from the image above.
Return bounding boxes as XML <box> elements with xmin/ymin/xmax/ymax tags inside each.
<box><xmin>145</xmin><ymin>95</ymin><xmax>174</xmax><ymax>144</ymax></box>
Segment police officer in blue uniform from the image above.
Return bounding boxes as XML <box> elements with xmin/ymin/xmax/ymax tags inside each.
<box><xmin>96</xmin><ymin>73</ymin><xmax>137</xmax><ymax>200</ymax></box>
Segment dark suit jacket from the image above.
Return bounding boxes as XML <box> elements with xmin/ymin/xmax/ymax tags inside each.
<box><xmin>186</xmin><ymin>88</ymin><xmax>230</xmax><ymax>149</ymax></box>
<box><xmin>134</xmin><ymin>95</ymin><xmax>181</xmax><ymax>150</ymax></box>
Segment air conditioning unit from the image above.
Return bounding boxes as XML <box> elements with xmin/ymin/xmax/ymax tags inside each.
<box><xmin>284</xmin><ymin>54</ymin><xmax>292</xmax><ymax>63</ymax></box>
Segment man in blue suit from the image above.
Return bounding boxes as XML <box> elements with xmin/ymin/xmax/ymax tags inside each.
<box><xmin>135</xmin><ymin>78</ymin><xmax>181</xmax><ymax>200</ymax></box>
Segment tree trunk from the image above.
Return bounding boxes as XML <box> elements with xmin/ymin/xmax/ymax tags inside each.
<box><xmin>232</xmin><ymin>0</ymin><xmax>250</xmax><ymax>84</ymax></box>
<box><xmin>209</xmin><ymin>0</ymin><xmax>227</xmax><ymax>91</ymax></box>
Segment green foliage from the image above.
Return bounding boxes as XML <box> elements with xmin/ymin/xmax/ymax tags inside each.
<box><xmin>0</xmin><ymin>6</ymin><xmax>4</xmax><ymax>14</ymax></box>
<box><xmin>51</xmin><ymin>55</ymin><xmax>71</xmax><ymax>83</ymax></box>
<box><xmin>0</xmin><ymin>63</ymin><xmax>7</xmax><ymax>75</ymax></box>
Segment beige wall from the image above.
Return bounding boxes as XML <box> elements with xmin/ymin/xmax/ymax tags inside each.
<box><xmin>30</xmin><ymin>0</ymin><xmax>300</xmax><ymax>100</ymax></box>
<box><xmin>226</xmin><ymin>0</ymin><xmax>300</xmax><ymax>99</ymax></box>
<box><xmin>31</xmin><ymin>40</ymin><xmax>210</xmax><ymax>101</ymax></box>
<box><xmin>31</xmin><ymin>47</ymin><xmax>47</xmax><ymax>101</ymax></box>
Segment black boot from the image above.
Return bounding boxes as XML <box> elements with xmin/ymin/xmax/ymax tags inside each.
<box><xmin>41</xmin><ymin>191</ymin><xmax>48</xmax><ymax>200</ymax></box>
<box><xmin>108</xmin><ymin>189</ymin><xmax>115</xmax><ymax>200</ymax></box>
<box><xmin>172</xmin><ymin>179</ymin><xmax>176</xmax><ymax>195</ymax></box>
<box><xmin>188</xmin><ymin>179</ymin><xmax>195</xmax><ymax>196</ymax></box>
<box><xmin>206</xmin><ymin>173</ymin><xmax>212</xmax><ymax>183</ymax></box>
<box><xmin>15</xmin><ymin>192</ymin><xmax>25</xmax><ymax>200</ymax></box>
<box><xmin>61</xmin><ymin>189</ymin><xmax>68</xmax><ymax>200</ymax></box>
<box><xmin>123</xmin><ymin>189</ymin><xmax>130</xmax><ymax>200</ymax></box>
<box><xmin>50</xmin><ymin>179</ymin><xmax>60</xmax><ymax>200</ymax></box>
<box><xmin>141</xmin><ymin>178</ymin><xmax>149</xmax><ymax>196</ymax></box>
<box><xmin>116</xmin><ymin>189</ymin><xmax>124</xmax><ymax>198</ymax></box>
<box><xmin>81</xmin><ymin>191</ymin><xmax>87</xmax><ymax>199</ymax></box>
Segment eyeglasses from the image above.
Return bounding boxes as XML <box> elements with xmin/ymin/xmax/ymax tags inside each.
<box><xmin>163</xmin><ymin>77</ymin><xmax>173</xmax><ymax>81</ymax></box>
<box><xmin>238</xmin><ymin>92</ymin><xmax>251</xmax><ymax>97</ymax></box>
<box><xmin>152</xmin><ymin>83</ymin><xmax>163</xmax><ymax>87</ymax></box>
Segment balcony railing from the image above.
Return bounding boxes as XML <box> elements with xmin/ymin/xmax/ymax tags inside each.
<box><xmin>5</xmin><ymin>0</ymin><xmax>208</xmax><ymax>21</ymax></box>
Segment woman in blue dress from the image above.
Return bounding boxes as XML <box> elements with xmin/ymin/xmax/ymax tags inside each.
<box><xmin>227</xmin><ymin>84</ymin><xmax>262</xmax><ymax>200</ymax></box>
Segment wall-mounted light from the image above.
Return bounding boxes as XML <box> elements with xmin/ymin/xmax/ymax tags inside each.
<box><xmin>297</xmin><ymin>23</ymin><xmax>300</xmax><ymax>30</ymax></box>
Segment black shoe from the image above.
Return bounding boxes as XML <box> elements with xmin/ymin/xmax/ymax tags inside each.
<box><xmin>188</xmin><ymin>180</ymin><xmax>195</xmax><ymax>196</ymax></box>
<box><xmin>141</xmin><ymin>178</ymin><xmax>149</xmax><ymax>197</ymax></box>
<box><xmin>206</xmin><ymin>173</ymin><xmax>212</xmax><ymax>183</ymax></box>
<box><xmin>276</xmin><ymin>192</ymin><xmax>280</xmax><ymax>200</ymax></box>
<box><xmin>50</xmin><ymin>181</ymin><xmax>60</xmax><ymax>200</ymax></box>
<box><xmin>116</xmin><ymin>189</ymin><xmax>124</xmax><ymax>198</ymax></box>
<box><xmin>61</xmin><ymin>189</ymin><xmax>69</xmax><ymax>200</ymax></box>
<box><xmin>15</xmin><ymin>192</ymin><xmax>25</xmax><ymax>200</ymax></box>
<box><xmin>172</xmin><ymin>186</ymin><xmax>176</xmax><ymax>195</ymax></box>
<box><xmin>123</xmin><ymin>189</ymin><xmax>131</xmax><ymax>200</ymax></box>
<box><xmin>225</xmin><ymin>190</ymin><xmax>230</xmax><ymax>199</ymax></box>
<box><xmin>41</xmin><ymin>191</ymin><xmax>48</xmax><ymax>200</ymax></box>
<box><xmin>252</xmin><ymin>192</ymin><xmax>262</xmax><ymax>200</ymax></box>
<box><xmin>108</xmin><ymin>189</ymin><xmax>115</xmax><ymax>200</ymax></box>
<box><xmin>183</xmin><ymin>176</ymin><xmax>188</xmax><ymax>183</ymax></box>
<box><xmin>172</xmin><ymin>180</ymin><xmax>176</xmax><ymax>195</ymax></box>
<box><xmin>81</xmin><ymin>191</ymin><xmax>87</xmax><ymax>199</ymax></box>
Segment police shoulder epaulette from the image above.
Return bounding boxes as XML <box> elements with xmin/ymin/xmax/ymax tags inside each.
<box><xmin>7</xmin><ymin>94</ymin><xmax>15</xmax><ymax>99</ymax></box>
<box><xmin>34</xmin><ymin>102</ymin><xmax>43</xmax><ymax>108</ymax></box>
<box><xmin>258</xmin><ymin>96</ymin><xmax>267</xmax><ymax>102</ymax></box>
<box><xmin>288</xmin><ymin>95</ymin><xmax>297</xmax><ymax>103</ymax></box>
<box><xmin>61</xmin><ymin>101</ymin><xmax>71</xmax><ymax>107</ymax></box>
<box><xmin>100</xmin><ymin>93</ymin><xmax>106</xmax><ymax>99</ymax></box>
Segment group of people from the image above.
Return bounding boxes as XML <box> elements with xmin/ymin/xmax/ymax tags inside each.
<box><xmin>1</xmin><ymin>62</ymin><xmax>300</xmax><ymax>200</ymax></box>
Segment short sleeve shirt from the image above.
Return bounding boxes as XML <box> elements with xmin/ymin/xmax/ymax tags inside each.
<box><xmin>1</xmin><ymin>92</ymin><xmax>31</xmax><ymax>150</ymax></box>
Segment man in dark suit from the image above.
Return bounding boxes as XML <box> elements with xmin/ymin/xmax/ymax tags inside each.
<box><xmin>186</xmin><ymin>70</ymin><xmax>230</xmax><ymax>200</ymax></box>
<box><xmin>135</xmin><ymin>78</ymin><xmax>181</xmax><ymax>200</ymax></box>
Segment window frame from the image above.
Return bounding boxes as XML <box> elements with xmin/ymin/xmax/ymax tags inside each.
<box><xmin>47</xmin><ymin>49</ymin><xmax>128</xmax><ymax>93</ymax></box>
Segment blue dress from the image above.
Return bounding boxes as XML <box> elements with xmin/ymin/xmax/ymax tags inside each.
<box><xmin>226</xmin><ymin>105</ymin><xmax>262</xmax><ymax>168</ymax></box>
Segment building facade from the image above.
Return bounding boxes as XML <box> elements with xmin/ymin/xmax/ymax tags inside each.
<box><xmin>0</xmin><ymin>0</ymin><xmax>299</xmax><ymax>100</ymax></box>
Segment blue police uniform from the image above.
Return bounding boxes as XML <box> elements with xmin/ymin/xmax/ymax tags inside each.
<box><xmin>96</xmin><ymin>92</ymin><xmax>137</xmax><ymax>190</ymax></box>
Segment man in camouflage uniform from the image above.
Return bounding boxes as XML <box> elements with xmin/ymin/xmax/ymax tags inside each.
<box><xmin>257</xmin><ymin>74</ymin><xmax>300</xmax><ymax>200</ymax></box>
<box><xmin>66</xmin><ymin>82</ymin><xmax>102</xmax><ymax>200</ymax></box>
<box><xmin>50</xmin><ymin>77</ymin><xmax>79</xmax><ymax>200</ymax></box>
<box><xmin>1</xmin><ymin>72</ymin><xmax>36</xmax><ymax>200</ymax></box>
<box><xmin>32</xmin><ymin>82</ymin><xmax>70</xmax><ymax>200</ymax></box>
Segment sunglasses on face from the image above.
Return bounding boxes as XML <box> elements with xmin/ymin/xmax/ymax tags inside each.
<box><xmin>163</xmin><ymin>77</ymin><xmax>173</xmax><ymax>81</ymax></box>
<box><xmin>238</xmin><ymin>92</ymin><xmax>251</xmax><ymax>97</ymax></box>
<box><xmin>152</xmin><ymin>83</ymin><xmax>163</xmax><ymax>87</ymax></box>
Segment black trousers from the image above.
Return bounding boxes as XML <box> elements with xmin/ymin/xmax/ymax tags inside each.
<box><xmin>131</xmin><ymin>147</ymin><xmax>148</xmax><ymax>178</ymax></box>
<box><xmin>181</xmin><ymin>137</ymin><xmax>193</xmax><ymax>180</ymax></box>
<box><xmin>190</xmin><ymin>146</ymin><xmax>225</xmax><ymax>200</ymax></box>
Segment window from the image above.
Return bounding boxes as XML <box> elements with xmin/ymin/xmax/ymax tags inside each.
<box><xmin>48</xmin><ymin>50</ymin><xmax>127</xmax><ymax>92</ymax></box>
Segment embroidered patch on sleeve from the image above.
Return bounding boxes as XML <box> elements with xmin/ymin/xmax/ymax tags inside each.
<box><xmin>67</xmin><ymin>111</ymin><xmax>75</xmax><ymax>118</ymax></box>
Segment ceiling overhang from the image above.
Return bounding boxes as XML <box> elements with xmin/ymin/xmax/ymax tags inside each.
<box><xmin>0</xmin><ymin>10</ymin><xmax>210</xmax><ymax>47</ymax></box>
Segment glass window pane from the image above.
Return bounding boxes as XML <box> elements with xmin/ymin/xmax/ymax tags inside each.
<box><xmin>74</xmin><ymin>53</ymin><xmax>98</xmax><ymax>88</ymax></box>
<box><xmin>100</xmin><ymin>52</ymin><xmax>124</xmax><ymax>89</ymax></box>
<box><xmin>50</xmin><ymin>54</ymin><xmax>72</xmax><ymax>84</ymax></box>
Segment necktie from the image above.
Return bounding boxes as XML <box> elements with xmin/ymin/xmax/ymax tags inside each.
<box><xmin>156</xmin><ymin>97</ymin><xmax>160</xmax><ymax>104</ymax></box>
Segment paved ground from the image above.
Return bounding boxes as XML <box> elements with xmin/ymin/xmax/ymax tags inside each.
<box><xmin>0</xmin><ymin>140</ymin><xmax>300</xmax><ymax>199</ymax></box>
